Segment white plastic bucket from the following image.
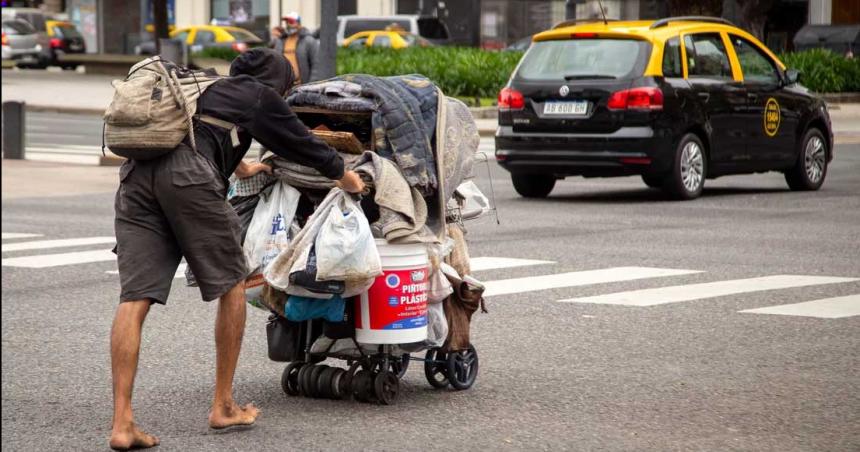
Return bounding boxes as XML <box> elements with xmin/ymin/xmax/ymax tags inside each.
<box><xmin>356</xmin><ymin>239</ymin><xmax>429</xmax><ymax>344</ymax></box>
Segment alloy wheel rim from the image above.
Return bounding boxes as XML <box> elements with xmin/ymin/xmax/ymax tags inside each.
<box><xmin>680</xmin><ymin>142</ymin><xmax>704</xmax><ymax>193</ymax></box>
<box><xmin>804</xmin><ymin>136</ymin><xmax>825</xmax><ymax>184</ymax></box>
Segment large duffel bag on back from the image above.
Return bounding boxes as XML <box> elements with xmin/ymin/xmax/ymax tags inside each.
<box><xmin>103</xmin><ymin>56</ymin><xmax>222</xmax><ymax>160</ymax></box>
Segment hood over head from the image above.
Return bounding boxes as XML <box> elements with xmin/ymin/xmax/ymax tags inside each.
<box><xmin>229</xmin><ymin>48</ymin><xmax>293</xmax><ymax>96</ymax></box>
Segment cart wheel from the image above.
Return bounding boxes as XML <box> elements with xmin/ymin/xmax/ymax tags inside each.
<box><xmin>281</xmin><ymin>361</ymin><xmax>304</xmax><ymax>396</ymax></box>
<box><xmin>446</xmin><ymin>344</ymin><xmax>479</xmax><ymax>390</ymax></box>
<box><xmin>298</xmin><ymin>364</ymin><xmax>315</xmax><ymax>397</ymax></box>
<box><xmin>374</xmin><ymin>370</ymin><xmax>400</xmax><ymax>405</ymax></box>
<box><xmin>317</xmin><ymin>366</ymin><xmax>338</xmax><ymax>399</ymax></box>
<box><xmin>342</xmin><ymin>361</ymin><xmax>362</xmax><ymax>401</ymax></box>
<box><xmin>329</xmin><ymin>367</ymin><xmax>347</xmax><ymax>400</ymax></box>
<box><xmin>390</xmin><ymin>354</ymin><xmax>410</xmax><ymax>379</ymax></box>
<box><xmin>424</xmin><ymin>348</ymin><xmax>449</xmax><ymax>389</ymax></box>
<box><xmin>308</xmin><ymin>365</ymin><xmax>328</xmax><ymax>398</ymax></box>
<box><xmin>352</xmin><ymin>370</ymin><xmax>375</xmax><ymax>403</ymax></box>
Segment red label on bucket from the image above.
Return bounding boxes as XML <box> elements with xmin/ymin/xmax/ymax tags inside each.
<box><xmin>367</xmin><ymin>267</ymin><xmax>429</xmax><ymax>330</ymax></box>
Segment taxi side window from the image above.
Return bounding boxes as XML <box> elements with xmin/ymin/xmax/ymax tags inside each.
<box><xmin>194</xmin><ymin>30</ymin><xmax>215</xmax><ymax>45</ymax></box>
<box><xmin>372</xmin><ymin>35</ymin><xmax>392</xmax><ymax>48</ymax></box>
<box><xmin>684</xmin><ymin>33</ymin><xmax>732</xmax><ymax>79</ymax></box>
<box><xmin>731</xmin><ymin>36</ymin><xmax>780</xmax><ymax>85</ymax></box>
<box><xmin>662</xmin><ymin>37</ymin><xmax>682</xmax><ymax>78</ymax></box>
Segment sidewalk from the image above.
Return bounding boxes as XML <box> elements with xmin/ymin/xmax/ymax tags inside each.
<box><xmin>3</xmin><ymin>68</ymin><xmax>859</xmax><ymax>142</ymax></box>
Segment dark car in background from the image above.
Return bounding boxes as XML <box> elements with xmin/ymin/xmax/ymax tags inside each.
<box><xmin>496</xmin><ymin>17</ymin><xmax>833</xmax><ymax>200</ymax></box>
<box><xmin>45</xmin><ymin>20</ymin><xmax>86</xmax><ymax>69</ymax></box>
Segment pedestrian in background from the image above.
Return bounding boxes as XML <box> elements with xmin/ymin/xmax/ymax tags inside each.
<box><xmin>270</xmin><ymin>12</ymin><xmax>320</xmax><ymax>86</ymax></box>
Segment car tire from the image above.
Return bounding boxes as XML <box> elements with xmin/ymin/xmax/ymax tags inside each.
<box><xmin>641</xmin><ymin>174</ymin><xmax>663</xmax><ymax>189</ymax></box>
<box><xmin>663</xmin><ymin>133</ymin><xmax>706</xmax><ymax>200</ymax></box>
<box><xmin>512</xmin><ymin>173</ymin><xmax>555</xmax><ymax>198</ymax></box>
<box><xmin>785</xmin><ymin>128</ymin><xmax>827</xmax><ymax>191</ymax></box>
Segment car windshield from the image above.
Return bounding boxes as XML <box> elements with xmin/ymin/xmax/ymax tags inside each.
<box><xmin>226</xmin><ymin>28</ymin><xmax>261</xmax><ymax>42</ymax></box>
<box><xmin>53</xmin><ymin>24</ymin><xmax>82</xmax><ymax>39</ymax></box>
<box><xmin>516</xmin><ymin>38</ymin><xmax>650</xmax><ymax>81</ymax></box>
<box><xmin>3</xmin><ymin>19</ymin><xmax>36</xmax><ymax>35</ymax></box>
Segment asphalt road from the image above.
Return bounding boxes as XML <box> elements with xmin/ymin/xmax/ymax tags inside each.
<box><xmin>2</xmin><ymin>138</ymin><xmax>859</xmax><ymax>450</ymax></box>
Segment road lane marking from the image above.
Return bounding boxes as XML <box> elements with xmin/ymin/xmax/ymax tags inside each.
<box><xmin>2</xmin><ymin>249</ymin><xmax>115</xmax><ymax>268</ymax></box>
<box><xmin>2</xmin><ymin>237</ymin><xmax>115</xmax><ymax>252</ymax></box>
<box><xmin>483</xmin><ymin>267</ymin><xmax>701</xmax><ymax>297</ymax></box>
<box><xmin>106</xmin><ymin>263</ymin><xmax>187</xmax><ymax>279</ymax></box>
<box><xmin>562</xmin><ymin>275</ymin><xmax>858</xmax><ymax>306</ymax></box>
<box><xmin>1</xmin><ymin>233</ymin><xmax>43</xmax><ymax>240</ymax></box>
<box><xmin>739</xmin><ymin>294</ymin><xmax>860</xmax><ymax>319</ymax></box>
<box><xmin>470</xmin><ymin>257</ymin><xmax>554</xmax><ymax>272</ymax></box>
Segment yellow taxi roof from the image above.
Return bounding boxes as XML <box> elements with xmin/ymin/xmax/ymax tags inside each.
<box><xmin>536</xmin><ymin>19</ymin><xmax>758</xmax><ymax>44</ymax></box>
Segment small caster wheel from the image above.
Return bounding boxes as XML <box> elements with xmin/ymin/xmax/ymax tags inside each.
<box><xmin>281</xmin><ymin>361</ymin><xmax>304</xmax><ymax>396</ymax></box>
<box><xmin>352</xmin><ymin>370</ymin><xmax>375</xmax><ymax>403</ymax></box>
<box><xmin>308</xmin><ymin>365</ymin><xmax>328</xmax><ymax>398</ymax></box>
<box><xmin>374</xmin><ymin>370</ymin><xmax>400</xmax><ymax>405</ymax></box>
<box><xmin>390</xmin><ymin>354</ymin><xmax>410</xmax><ymax>379</ymax></box>
<box><xmin>298</xmin><ymin>364</ymin><xmax>315</xmax><ymax>397</ymax></box>
<box><xmin>342</xmin><ymin>361</ymin><xmax>362</xmax><ymax>401</ymax></box>
<box><xmin>329</xmin><ymin>367</ymin><xmax>348</xmax><ymax>400</ymax></box>
<box><xmin>317</xmin><ymin>366</ymin><xmax>338</xmax><ymax>399</ymax></box>
<box><xmin>424</xmin><ymin>348</ymin><xmax>449</xmax><ymax>389</ymax></box>
<box><xmin>446</xmin><ymin>344</ymin><xmax>479</xmax><ymax>390</ymax></box>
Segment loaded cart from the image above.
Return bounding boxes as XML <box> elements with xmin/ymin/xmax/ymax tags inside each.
<box><xmin>227</xmin><ymin>75</ymin><xmax>492</xmax><ymax>405</ymax></box>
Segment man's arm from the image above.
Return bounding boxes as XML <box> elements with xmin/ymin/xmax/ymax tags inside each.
<box><xmin>307</xmin><ymin>37</ymin><xmax>322</xmax><ymax>82</ymax></box>
<box><xmin>240</xmin><ymin>85</ymin><xmax>364</xmax><ymax>192</ymax></box>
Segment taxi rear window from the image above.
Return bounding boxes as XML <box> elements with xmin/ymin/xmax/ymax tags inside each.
<box><xmin>515</xmin><ymin>38</ymin><xmax>650</xmax><ymax>81</ymax></box>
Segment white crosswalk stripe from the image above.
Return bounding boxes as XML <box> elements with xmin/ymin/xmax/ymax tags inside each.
<box><xmin>2</xmin><ymin>249</ymin><xmax>115</xmax><ymax>268</ymax></box>
<box><xmin>4</xmin><ymin>233</ymin><xmax>858</xmax><ymax>320</ymax></box>
<box><xmin>2</xmin><ymin>233</ymin><xmax>44</xmax><ymax>240</ymax></box>
<box><xmin>484</xmin><ymin>267</ymin><xmax>702</xmax><ymax>297</ymax></box>
<box><xmin>739</xmin><ymin>294</ymin><xmax>860</xmax><ymax>319</ymax></box>
<box><xmin>562</xmin><ymin>275</ymin><xmax>858</xmax><ymax>306</ymax></box>
<box><xmin>2</xmin><ymin>237</ymin><xmax>115</xmax><ymax>252</ymax></box>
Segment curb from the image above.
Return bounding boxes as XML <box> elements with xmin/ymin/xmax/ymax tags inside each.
<box><xmin>26</xmin><ymin>104</ymin><xmax>104</xmax><ymax>116</ymax></box>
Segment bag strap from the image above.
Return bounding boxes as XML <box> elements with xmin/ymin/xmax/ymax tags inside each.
<box><xmin>198</xmin><ymin>114</ymin><xmax>240</xmax><ymax>149</ymax></box>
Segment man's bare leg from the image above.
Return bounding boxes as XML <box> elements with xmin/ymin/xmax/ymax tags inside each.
<box><xmin>209</xmin><ymin>282</ymin><xmax>260</xmax><ymax>429</ymax></box>
<box><xmin>110</xmin><ymin>300</ymin><xmax>160</xmax><ymax>450</ymax></box>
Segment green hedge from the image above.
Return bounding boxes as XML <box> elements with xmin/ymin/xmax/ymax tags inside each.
<box><xmin>779</xmin><ymin>49</ymin><xmax>860</xmax><ymax>93</ymax></box>
<box><xmin>336</xmin><ymin>47</ymin><xmax>523</xmax><ymax>98</ymax></box>
<box><xmin>196</xmin><ymin>47</ymin><xmax>860</xmax><ymax>96</ymax></box>
<box><xmin>195</xmin><ymin>46</ymin><xmax>523</xmax><ymax>98</ymax></box>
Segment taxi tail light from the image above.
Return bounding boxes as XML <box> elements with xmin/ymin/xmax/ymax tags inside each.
<box><xmin>498</xmin><ymin>87</ymin><xmax>525</xmax><ymax>111</ymax></box>
<box><xmin>607</xmin><ymin>87</ymin><xmax>663</xmax><ymax>110</ymax></box>
<box><xmin>232</xmin><ymin>42</ymin><xmax>249</xmax><ymax>52</ymax></box>
<box><xmin>49</xmin><ymin>38</ymin><xmax>63</xmax><ymax>48</ymax></box>
<box><xmin>2</xmin><ymin>33</ymin><xmax>8</xmax><ymax>46</ymax></box>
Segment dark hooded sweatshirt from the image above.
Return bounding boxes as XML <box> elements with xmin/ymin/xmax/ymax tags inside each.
<box><xmin>192</xmin><ymin>48</ymin><xmax>344</xmax><ymax>181</ymax></box>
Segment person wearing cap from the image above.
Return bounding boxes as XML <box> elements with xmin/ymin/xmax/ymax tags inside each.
<box><xmin>108</xmin><ymin>48</ymin><xmax>364</xmax><ymax>450</ymax></box>
<box><xmin>270</xmin><ymin>12</ymin><xmax>320</xmax><ymax>86</ymax></box>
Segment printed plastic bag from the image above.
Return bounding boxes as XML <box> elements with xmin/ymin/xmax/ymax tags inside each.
<box><xmin>314</xmin><ymin>195</ymin><xmax>382</xmax><ymax>281</ymax></box>
<box><xmin>243</xmin><ymin>180</ymin><xmax>301</xmax><ymax>272</ymax></box>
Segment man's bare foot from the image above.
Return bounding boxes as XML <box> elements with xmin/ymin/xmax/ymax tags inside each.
<box><xmin>109</xmin><ymin>423</ymin><xmax>160</xmax><ymax>450</ymax></box>
<box><xmin>208</xmin><ymin>401</ymin><xmax>260</xmax><ymax>430</ymax></box>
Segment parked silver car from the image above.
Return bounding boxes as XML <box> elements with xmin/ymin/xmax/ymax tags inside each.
<box><xmin>2</xmin><ymin>19</ymin><xmax>45</xmax><ymax>67</ymax></box>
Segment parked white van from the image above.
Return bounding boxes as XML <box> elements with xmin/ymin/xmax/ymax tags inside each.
<box><xmin>335</xmin><ymin>15</ymin><xmax>450</xmax><ymax>46</ymax></box>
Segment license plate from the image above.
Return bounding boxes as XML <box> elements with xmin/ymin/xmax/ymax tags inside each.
<box><xmin>70</xmin><ymin>44</ymin><xmax>82</xmax><ymax>50</ymax></box>
<box><xmin>543</xmin><ymin>101</ymin><xmax>588</xmax><ymax>115</ymax></box>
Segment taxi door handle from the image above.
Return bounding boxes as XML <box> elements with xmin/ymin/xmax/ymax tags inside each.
<box><xmin>697</xmin><ymin>92</ymin><xmax>710</xmax><ymax>102</ymax></box>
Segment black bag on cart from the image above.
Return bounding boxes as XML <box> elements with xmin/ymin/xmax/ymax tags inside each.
<box><xmin>266</xmin><ymin>314</ymin><xmax>325</xmax><ymax>362</ymax></box>
<box><xmin>322</xmin><ymin>296</ymin><xmax>356</xmax><ymax>339</ymax></box>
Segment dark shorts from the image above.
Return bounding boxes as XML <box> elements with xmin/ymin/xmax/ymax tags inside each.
<box><xmin>114</xmin><ymin>146</ymin><xmax>247</xmax><ymax>304</ymax></box>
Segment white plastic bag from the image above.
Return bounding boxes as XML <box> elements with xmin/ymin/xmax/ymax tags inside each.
<box><xmin>243</xmin><ymin>180</ymin><xmax>301</xmax><ymax>272</ymax></box>
<box><xmin>314</xmin><ymin>194</ymin><xmax>382</xmax><ymax>281</ymax></box>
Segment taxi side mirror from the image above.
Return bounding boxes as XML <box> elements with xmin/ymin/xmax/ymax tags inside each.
<box><xmin>784</xmin><ymin>68</ymin><xmax>801</xmax><ymax>85</ymax></box>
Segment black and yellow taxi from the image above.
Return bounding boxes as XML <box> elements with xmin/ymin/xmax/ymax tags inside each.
<box><xmin>495</xmin><ymin>17</ymin><xmax>833</xmax><ymax>200</ymax></box>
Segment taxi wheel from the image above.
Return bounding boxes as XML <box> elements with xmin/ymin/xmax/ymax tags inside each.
<box><xmin>664</xmin><ymin>134</ymin><xmax>706</xmax><ymax>200</ymax></box>
<box><xmin>641</xmin><ymin>174</ymin><xmax>663</xmax><ymax>189</ymax></box>
<box><xmin>512</xmin><ymin>174</ymin><xmax>555</xmax><ymax>198</ymax></box>
<box><xmin>785</xmin><ymin>128</ymin><xmax>827</xmax><ymax>191</ymax></box>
